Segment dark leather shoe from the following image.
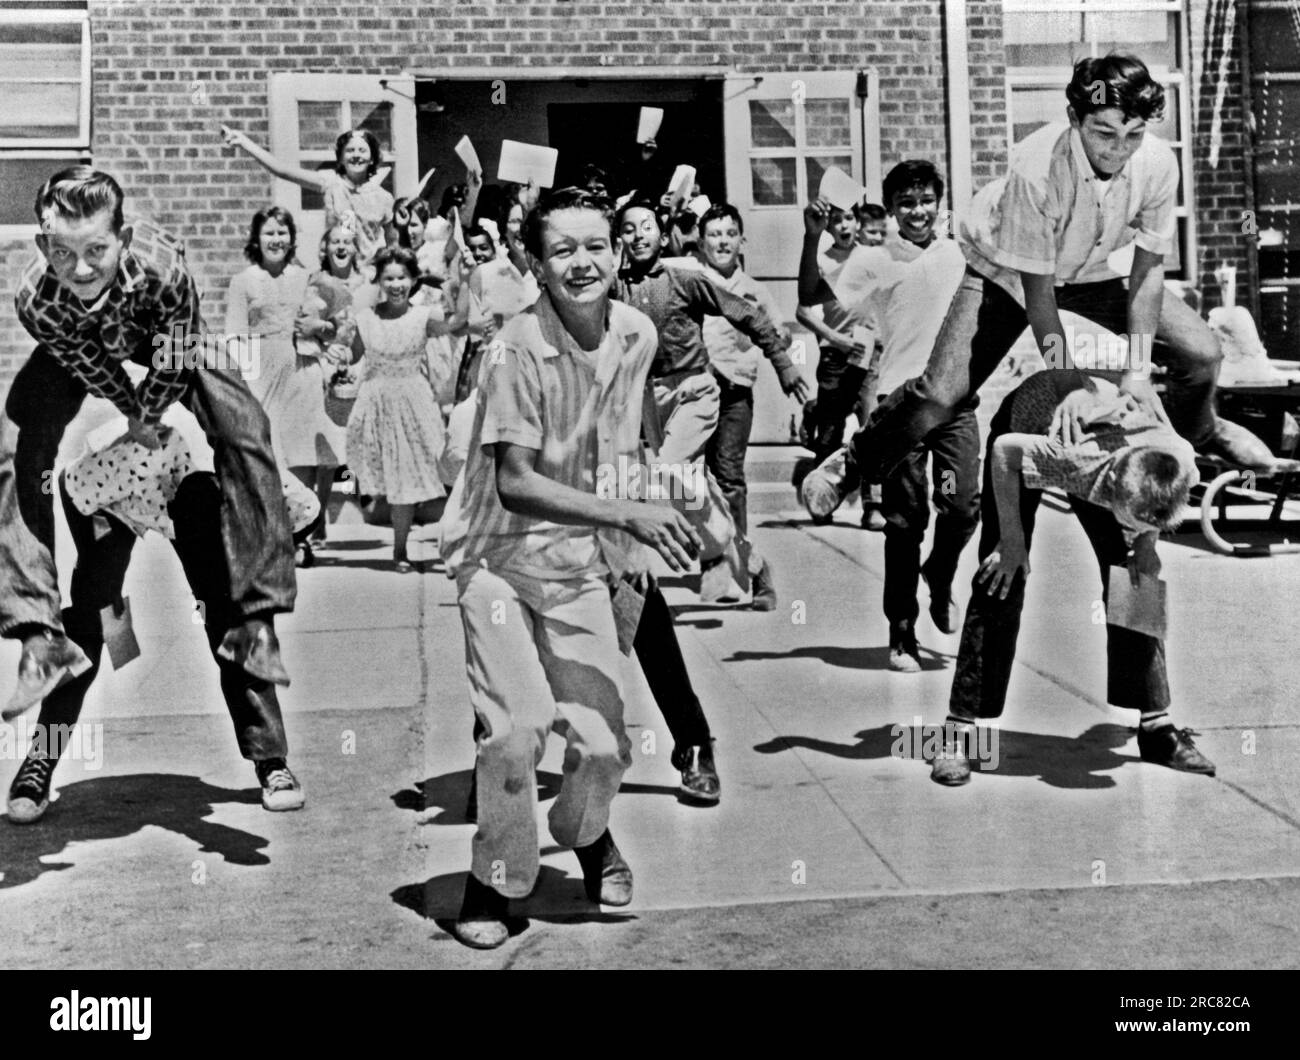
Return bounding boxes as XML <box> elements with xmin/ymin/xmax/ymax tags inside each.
<box><xmin>671</xmin><ymin>741</ymin><xmax>721</xmax><ymax>804</ymax></box>
<box><xmin>217</xmin><ymin>619</ymin><xmax>291</xmax><ymax>686</ymax></box>
<box><xmin>450</xmin><ymin>874</ymin><xmax>510</xmax><ymax>949</ymax></box>
<box><xmin>574</xmin><ymin>829</ymin><xmax>633</xmax><ymax>906</ymax></box>
<box><xmin>1137</xmin><ymin>725</ymin><xmax>1216</xmax><ymax>775</ymax></box>
<box><xmin>4</xmin><ymin>630</ymin><xmax>92</xmax><ymax>721</ymax></box>
<box><xmin>1199</xmin><ymin>417</ymin><xmax>1276</xmax><ymax>472</ymax></box>
<box><xmin>749</xmin><ymin>559</ymin><xmax>777</xmax><ymax>611</ymax></box>
<box><xmin>920</xmin><ymin>561</ymin><xmax>958</xmax><ymax>635</ymax></box>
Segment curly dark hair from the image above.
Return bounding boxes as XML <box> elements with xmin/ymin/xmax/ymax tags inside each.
<box><xmin>244</xmin><ymin>205</ymin><xmax>298</xmax><ymax>265</ymax></box>
<box><xmin>333</xmin><ymin>129</ymin><xmax>383</xmax><ymax>181</ymax></box>
<box><xmin>1066</xmin><ymin>54</ymin><xmax>1166</xmax><ymax>123</ymax></box>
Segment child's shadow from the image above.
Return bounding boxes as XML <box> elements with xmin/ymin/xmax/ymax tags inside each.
<box><xmin>754</xmin><ymin>722</ymin><xmax>1136</xmax><ymax>789</ymax></box>
<box><xmin>729</xmin><ymin>645</ymin><xmax>951</xmax><ymax>672</ymax></box>
<box><xmin>394</xmin><ymin>864</ymin><xmax>637</xmax><ymax>945</ymax></box>
<box><xmin>0</xmin><ymin>773</ymin><xmax>269</xmax><ymax>888</ymax></box>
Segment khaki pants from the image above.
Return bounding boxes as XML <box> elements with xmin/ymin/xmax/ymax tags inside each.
<box><xmin>651</xmin><ymin>372</ymin><xmax>736</xmax><ymax>562</ymax></box>
<box><xmin>456</xmin><ymin>566</ymin><xmax>632</xmax><ymax>898</ymax></box>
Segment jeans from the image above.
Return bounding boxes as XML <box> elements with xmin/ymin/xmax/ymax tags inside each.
<box><xmin>881</xmin><ymin>405</ymin><xmax>981</xmax><ymax>626</ymax></box>
<box><xmin>704</xmin><ymin>375</ymin><xmax>753</xmax><ymax>541</ymax></box>
<box><xmin>0</xmin><ymin>346</ymin><xmax>296</xmax><ymax>636</ymax></box>
<box><xmin>947</xmin><ymin>371</ymin><xmax>1171</xmax><ymax>721</ymax></box>
<box><xmin>35</xmin><ymin>472</ymin><xmax>289</xmax><ymax>760</ymax></box>
<box><xmin>853</xmin><ymin>267</ymin><xmax>1222</xmax><ymax>481</ymax></box>
<box><xmin>810</xmin><ymin>345</ymin><xmax>872</xmax><ymax>463</ymax></box>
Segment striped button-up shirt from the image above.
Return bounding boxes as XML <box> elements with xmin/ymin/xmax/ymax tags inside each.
<box><xmin>439</xmin><ymin>290</ymin><xmax>658</xmax><ymax>585</ymax></box>
<box><xmin>15</xmin><ymin>216</ymin><xmax>201</xmax><ymax>427</ymax></box>
<box><xmin>960</xmin><ymin>122</ymin><xmax>1180</xmax><ymax>302</ymax></box>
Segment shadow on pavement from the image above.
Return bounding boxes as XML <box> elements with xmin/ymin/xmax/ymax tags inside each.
<box><xmin>727</xmin><ymin>645</ymin><xmax>951</xmax><ymax>672</ymax></box>
<box><xmin>395</xmin><ymin>867</ymin><xmax>638</xmax><ymax>938</ymax></box>
<box><xmin>754</xmin><ymin>722</ymin><xmax>1137</xmax><ymax>789</ymax></box>
<box><xmin>397</xmin><ymin>769</ymin><xmax>683</xmax><ymax>826</ymax></box>
<box><xmin>0</xmin><ymin>773</ymin><xmax>269</xmax><ymax>888</ymax></box>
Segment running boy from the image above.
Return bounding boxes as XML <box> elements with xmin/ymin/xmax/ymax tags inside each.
<box><xmin>799</xmin><ymin>161</ymin><xmax>980</xmax><ymax>671</ymax></box>
<box><xmin>438</xmin><ymin>187</ymin><xmax>701</xmax><ymax>949</ymax></box>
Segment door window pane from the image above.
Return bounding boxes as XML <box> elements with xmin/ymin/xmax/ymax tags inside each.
<box><xmin>804</xmin><ymin>99</ymin><xmax>850</xmax><ymax>148</ymax></box>
<box><xmin>805</xmin><ymin>155</ymin><xmax>854</xmax><ymax>199</ymax></box>
<box><xmin>751</xmin><ymin>156</ymin><xmax>797</xmax><ymax>206</ymax></box>
<box><xmin>749</xmin><ymin>100</ymin><xmax>796</xmax><ymax>149</ymax></box>
<box><xmin>297</xmin><ymin>102</ymin><xmax>343</xmax><ymax>151</ymax></box>
<box><xmin>0</xmin><ymin>83</ymin><xmax>81</xmax><ymax>140</ymax></box>
<box><xmin>351</xmin><ymin>100</ymin><xmax>393</xmax><ymax>155</ymax></box>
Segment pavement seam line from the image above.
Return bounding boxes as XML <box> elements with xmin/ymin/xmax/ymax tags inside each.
<box><xmin>674</xmin><ymin>541</ymin><xmax>911</xmax><ymax>889</ymax></box>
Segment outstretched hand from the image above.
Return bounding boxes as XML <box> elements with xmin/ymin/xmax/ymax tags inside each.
<box><xmin>619</xmin><ymin>503</ymin><xmax>701</xmax><ymax>573</ymax></box>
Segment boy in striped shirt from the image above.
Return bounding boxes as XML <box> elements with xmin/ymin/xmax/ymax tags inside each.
<box><xmin>438</xmin><ymin>188</ymin><xmax>700</xmax><ymax>949</ymax></box>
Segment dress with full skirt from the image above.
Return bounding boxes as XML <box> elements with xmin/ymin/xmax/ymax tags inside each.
<box><xmin>346</xmin><ymin>304</ymin><xmax>447</xmax><ymax>505</ymax></box>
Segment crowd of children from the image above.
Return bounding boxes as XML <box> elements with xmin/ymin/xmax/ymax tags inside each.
<box><xmin>0</xmin><ymin>53</ymin><xmax>1283</xmax><ymax>950</ymax></box>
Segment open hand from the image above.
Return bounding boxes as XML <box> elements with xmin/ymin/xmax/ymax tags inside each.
<box><xmin>619</xmin><ymin>503</ymin><xmax>701</xmax><ymax>572</ymax></box>
<box><xmin>976</xmin><ymin>538</ymin><xmax>1030</xmax><ymax>599</ymax></box>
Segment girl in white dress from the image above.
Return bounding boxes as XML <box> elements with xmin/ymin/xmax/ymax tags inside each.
<box><xmin>344</xmin><ymin>247</ymin><xmax>447</xmax><ymax>572</ymax></box>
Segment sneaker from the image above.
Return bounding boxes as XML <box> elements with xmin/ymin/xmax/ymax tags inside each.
<box><xmin>800</xmin><ymin>448</ymin><xmax>850</xmax><ymax>521</ymax></box>
<box><xmin>861</xmin><ymin>507</ymin><xmax>886</xmax><ymax>532</ymax></box>
<box><xmin>888</xmin><ymin>621</ymin><xmax>922</xmax><ymax>673</ymax></box>
<box><xmin>294</xmin><ymin>542</ymin><xmax>315</xmax><ymax>568</ymax></box>
<box><xmin>931</xmin><ymin>739</ymin><xmax>972</xmax><ymax>786</ymax></box>
<box><xmin>920</xmin><ymin>560</ymin><xmax>959</xmax><ymax>635</ymax></box>
<box><xmin>699</xmin><ymin>541</ymin><xmax>743</xmax><ymax>603</ymax></box>
<box><xmin>255</xmin><ymin>758</ymin><xmax>306</xmax><ymax>811</ymax></box>
<box><xmin>4</xmin><ymin>630</ymin><xmax>92</xmax><ymax>721</ymax></box>
<box><xmin>750</xmin><ymin>558</ymin><xmax>777</xmax><ymax>611</ymax></box>
<box><xmin>450</xmin><ymin>874</ymin><xmax>510</xmax><ymax>949</ymax></box>
<box><xmin>574</xmin><ymin>829</ymin><xmax>634</xmax><ymax>906</ymax></box>
<box><xmin>6</xmin><ymin>753</ymin><xmax>57</xmax><ymax>824</ymax></box>
<box><xmin>671</xmin><ymin>740</ymin><xmax>721</xmax><ymax>804</ymax></box>
<box><xmin>1137</xmin><ymin>725</ymin><xmax>1217</xmax><ymax>775</ymax></box>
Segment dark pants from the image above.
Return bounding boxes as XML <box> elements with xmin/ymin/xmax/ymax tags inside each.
<box><xmin>35</xmin><ymin>472</ymin><xmax>288</xmax><ymax>760</ymax></box>
<box><xmin>0</xmin><ymin>346</ymin><xmax>296</xmax><ymax>637</ymax></box>
<box><xmin>947</xmin><ymin>371</ymin><xmax>1171</xmax><ymax>721</ymax></box>
<box><xmin>470</xmin><ymin>575</ymin><xmax>711</xmax><ymax>751</ymax></box>
<box><xmin>882</xmin><ymin>404</ymin><xmax>981</xmax><ymax>626</ymax></box>
<box><xmin>853</xmin><ymin>268</ymin><xmax>1221</xmax><ymax>481</ymax></box>
<box><xmin>704</xmin><ymin>375</ymin><xmax>753</xmax><ymax>541</ymax></box>
<box><xmin>810</xmin><ymin>346</ymin><xmax>872</xmax><ymax>463</ymax></box>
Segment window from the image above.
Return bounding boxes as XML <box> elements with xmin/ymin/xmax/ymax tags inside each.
<box><xmin>1001</xmin><ymin>0</ymin><xmax>1194</xmax><ymax>277</ymax></box>
<box><xmin>0</xmin><ymin>4</ymin><xmax>92</xmax><ymax>230</ymax></box>
<box><xmin>746</xmin><ymin>96</ymin><xmax>853</xmax><ymax>208</ymax></box>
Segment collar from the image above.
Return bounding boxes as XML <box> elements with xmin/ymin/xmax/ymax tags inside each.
<box><xmin>619</xmin><ymin>256</ymin><xmax>666</xmax><ymax>282</ymax></box>
<box><xmin>1069</xmin><ymin>125</ymin><xmax>1131</xmax><ymax>190</ymax></box>
<box><xmin>534</xmin><ymin>289</ymin><xmax>610</xmax><ymax>360</ymax></box>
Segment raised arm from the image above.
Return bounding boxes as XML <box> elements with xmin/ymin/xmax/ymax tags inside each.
<box><xmin>222</xmin><ymin>125</ymin><xmax>330</xmax><ymax>193</ymax></box>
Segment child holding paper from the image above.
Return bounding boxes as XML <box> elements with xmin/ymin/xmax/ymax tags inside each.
<box><xmin>930</xmin><ymin>368</ymin><xmax>1213</xmax><ymax>786</ymax></box>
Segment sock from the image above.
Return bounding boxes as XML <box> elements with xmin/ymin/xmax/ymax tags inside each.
<box><xmin>1140</xmin><ymin>710</ymin><xmax>1174</xmax><ymax>733</ymax></box>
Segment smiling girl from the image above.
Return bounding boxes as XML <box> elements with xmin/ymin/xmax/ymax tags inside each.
<box><xmin>223</xmin><ymin>125</ymin><xmax>395</xmax><ymax>265</ymax></box>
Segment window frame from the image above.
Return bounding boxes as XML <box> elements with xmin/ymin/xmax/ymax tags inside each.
<box><xmin>1001</xmin><ymin>0</ymin><xmax>1196</xmax><ymax>278</ymax></box>
<box><xmin>0</xmin><ymin>6</ymin><xmax>92</xmax><ymax>151</ymax></box>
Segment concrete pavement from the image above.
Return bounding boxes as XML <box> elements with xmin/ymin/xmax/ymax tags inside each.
<box><xmin>2</xmin><ymin>435</ymin><xmax>1300</xmax><ymax>968</ymax></box>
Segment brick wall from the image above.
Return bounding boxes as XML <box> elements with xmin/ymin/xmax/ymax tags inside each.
<box><xmin>0</xmin><ymin>0</ymin><xmax>1009</xmax><ymax>389</ymax></box>
<box><xmin>1189</xmin><ymin>0</ymin><xmax>1252</xmax><ymax>309</ymax></box>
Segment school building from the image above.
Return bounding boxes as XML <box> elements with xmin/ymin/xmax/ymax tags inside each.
<box><xmin>0</xmin><ymin>0</ymin><xmax>1293</xmax><ymax>439</ymax></box>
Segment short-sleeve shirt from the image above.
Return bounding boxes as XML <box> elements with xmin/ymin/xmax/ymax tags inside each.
<box><xmin>960</xmin><ymin>122</ymin><xmax>1180</xmax><ymax>302</ymax></box>
<box><xmin>322</xmin><ymin>171</ymin><xmax>394</xmax><ymax>265</ymax></box>
<box><xmin>15</xmin><ymin>216</ymin><xmax>201</xmax><ymax>426</ymax></box>
<box><xmin>836</xmin><ymin>235</ymin><xmax>967</xmax><ymax>396</ymax></box>
<box><xmin>1019</xmin><ymin>380</ymin><xmax>1198</xmax><ymax>515</ymax></box>
<box><xmin>438</xmin><ymin>291</ymin><xmax>658</xmax><ymax>586</ymax></box>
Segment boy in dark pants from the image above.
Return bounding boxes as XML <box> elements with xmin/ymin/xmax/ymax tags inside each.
<box><xmin>799</xmin><ymin>162</ymin><xmax>980</xmax><ymax>669</ymax></box>
<box><xmin>932</xmin><ymin>368</ymin><xmax>1213</xmax><ymax>785</ymax></box>
<box><xmin>1</xmin><ymin>168</ymin><xmax>296</xmax><ymax>714</ymax></box>
<box><xmin>7</xmin><ymin>463</ymin><xmax>303</xmax><ymax>823</ymax></box>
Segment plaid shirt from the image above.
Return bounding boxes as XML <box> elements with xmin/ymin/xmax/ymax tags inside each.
<box><xmin>15</xmin><ymin>217</ymin><xmax>202</xmax><ymax>426</ymax></box>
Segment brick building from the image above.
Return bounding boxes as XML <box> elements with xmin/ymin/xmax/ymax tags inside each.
<box><xmin>0</xmin><ymin>0</ymin><xmax>1289</xmax><ymax>434</ymax></box>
